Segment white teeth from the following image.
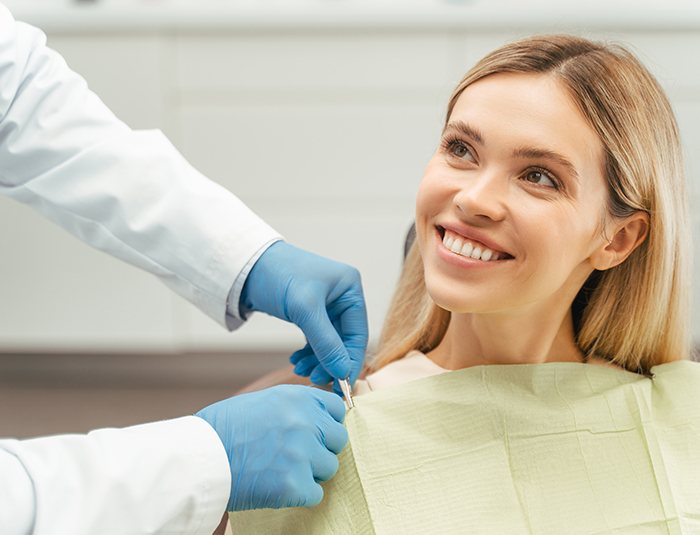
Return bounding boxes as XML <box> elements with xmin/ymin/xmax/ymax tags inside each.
<box><xmin>441</xmin><ymin>228</ymin><xmax>504</xmax><ymax>262</ymax></box>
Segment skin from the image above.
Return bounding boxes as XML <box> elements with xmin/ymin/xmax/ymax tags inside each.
<box><xmin>415</xmin><ymin>72</ymin><xmax>648</xmax><ymax>370</ymax></box>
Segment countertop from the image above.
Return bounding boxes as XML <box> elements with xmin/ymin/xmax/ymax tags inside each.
<box><xmin>5</xmin><ymin>0</ymin><xmax>700</xmax><ymax>33</ymax></box>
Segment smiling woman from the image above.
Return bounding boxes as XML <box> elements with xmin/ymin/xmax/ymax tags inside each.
<box><xmin>372</xmin><ymin>34</ymin><xmax>689</xmax><ymax>376</ymax></box>
<box><xmin>229</xmin><ymin>35</ymin><xmax>698</xmax><ymax>534</ymax></box>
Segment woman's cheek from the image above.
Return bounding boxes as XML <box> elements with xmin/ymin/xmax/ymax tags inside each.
<box><xmin>416</xmin><ymin>174</ymin><xmax>448</xmax><ymax>217</ymax></box>
<box><xmin>414</xmin><ymin>180</ymin><xmax>436</xmax><ymax>236</ymax></box>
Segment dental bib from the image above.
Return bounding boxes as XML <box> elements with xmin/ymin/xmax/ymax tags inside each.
<box><xmin>229</xmin><ymin>360</ymin><xmax>700</xmax><ymax>534</ymax></box>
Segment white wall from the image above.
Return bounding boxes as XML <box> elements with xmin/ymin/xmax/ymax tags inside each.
<box><xmin>1</xmin><ymin>7</ymin><xmax>699</xmax><ymax>352</ymax></box>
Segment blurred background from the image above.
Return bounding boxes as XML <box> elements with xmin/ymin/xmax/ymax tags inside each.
<box><xmin>1</xmin><ymin>0</ymin><xmax>699</xmax><ymax>438</ymax></box>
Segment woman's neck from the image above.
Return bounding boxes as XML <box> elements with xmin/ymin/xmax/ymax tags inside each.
<box><xmin>427</xmin><ymin>306</ymin><xmax>585</xmax><ymax>370</ymax></box>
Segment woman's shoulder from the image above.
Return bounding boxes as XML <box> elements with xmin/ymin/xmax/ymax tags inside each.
<box><xmin>651</xmin><ymin>359</ymin><xmax>700</xmax><ymax>393</ymax></box>
<box><xmin>354</xmin><ymin>351</ymin><xmax>448</xmax><ymax>395</ymax></box>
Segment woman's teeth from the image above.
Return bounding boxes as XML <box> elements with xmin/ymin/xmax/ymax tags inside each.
<box><xmin>442</xmin><ymin>230</ymin><xmax>502</xmax><ymax>262</ymax></box>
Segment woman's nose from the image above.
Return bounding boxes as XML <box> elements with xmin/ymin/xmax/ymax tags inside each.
<box><xmin>453</xmin><ymin>171</ymin><xmax>508</xmax><ymax>222</ymax></box>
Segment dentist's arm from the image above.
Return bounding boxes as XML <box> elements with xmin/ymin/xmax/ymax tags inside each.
<box><xmin>0</xmin><ymin>7</ymin><xmax>368</xmax><ymax>382</ymax></box>
<box><xmin>0</xmin><ymin>6</ymin><xmax>279</xmax><ymax>328</ymax></box>
<box><xmin>0</xmin><ymin>8</ymin><xmax>363</xmax><ymax>534</ymax></box>
<box><xmin>0</xmin><ymin>417</ymin><xmax>231</xmax><ymax>535</ymax></box>
<box><xmin>1</xmin><ymin>385</ymin><xmax>349</xmax><ymax>535</ymax></box>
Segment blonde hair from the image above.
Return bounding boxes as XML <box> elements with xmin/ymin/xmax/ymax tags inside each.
<box><xmin>372</xmin><ymin>35</ymin><xmax>691</xmax><ymax>374</ymax></box>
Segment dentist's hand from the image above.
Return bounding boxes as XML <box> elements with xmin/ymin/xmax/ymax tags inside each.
<box><xmin>195</xmin><ymin>385</ymin><xmax>348</xmax><ymax>511</ymax></box>
<box><xmin>240</xmin><ymin>241</ymin><xmax>368</xmax><ymax>386</ymax></box>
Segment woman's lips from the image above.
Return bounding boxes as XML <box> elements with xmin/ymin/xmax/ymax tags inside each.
<box><xmin>436</xmin><ymin>226</ymin><xmax>514</xmax><ymax>263</ymax></box>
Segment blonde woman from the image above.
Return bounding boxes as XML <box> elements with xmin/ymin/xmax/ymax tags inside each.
<box><xmin>228</xmin><ymin>35</ymin><xmax>700</xmax><ymax>534</ymax></box>
<box><xmin>364</xmin><ymin>33</ymin><xmax>690</xmax><ymax>384</ymax></box>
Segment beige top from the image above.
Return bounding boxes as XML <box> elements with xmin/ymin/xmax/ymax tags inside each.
<box><xmin>353</xmin><ymin>350</ymin><xmax>623</xmax><ymax>396</ymax></box>
<box><xmin>353</xmin><ymin>350</ymin><xmax>449</xmax><ymax>395</ymax></box>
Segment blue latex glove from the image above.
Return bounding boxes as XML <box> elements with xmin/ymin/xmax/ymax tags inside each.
<box><xmin>195</xmin><ymin>385</ymin><xmax>348</xmax><ymax>511</ymax></box>
<box><xmin>240</xmin><ymin>241</ymin><xmax>368</xmax><ymax>386</ymax></box>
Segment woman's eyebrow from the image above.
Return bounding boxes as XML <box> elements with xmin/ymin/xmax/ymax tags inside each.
<box><xmin>512</xmin><ymin>146</ymin><xmax>581</xmax><ymax>183</ymax></box>
<box><xmin>443</xmin><ymin>120</ymin><xmax>581</xmax><ymax>183</ymax></box>
<box><xmin>443</xmin><ymin>121</ymin><xmax>484</xmax><ymax>144</ymax></box>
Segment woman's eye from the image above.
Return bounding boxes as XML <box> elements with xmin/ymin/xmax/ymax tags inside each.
<box><xmin>523</xmin><ymin>169</ymin><xmax>558</xmax><ymax>189</ymax></box>
<box><xmin>451</xmin><ymin>142</ymin><xmax>470</xmax><ymax>158</ymax></box>
<box><xmin>445</xmin><ymin>140</ymin><xmax>475</xmax><ymax>162</ymax></box>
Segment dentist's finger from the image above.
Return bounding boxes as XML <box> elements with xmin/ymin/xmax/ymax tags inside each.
<box><xmin>296</xmin><ymin>308</ymin><xmax>351</xmax><ymax>380</ymax></box>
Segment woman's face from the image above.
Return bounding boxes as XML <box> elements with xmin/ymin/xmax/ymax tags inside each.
<box><xmin>416</xmin><ymin>72</ymin><xmax>611</xmax><ymax>316</ymax></box>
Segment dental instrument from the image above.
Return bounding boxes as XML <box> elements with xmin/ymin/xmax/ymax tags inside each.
<box><xmin>339</xmin><ymin>378</ymin><xmax>354</xmax><ymax>409</ymax></box>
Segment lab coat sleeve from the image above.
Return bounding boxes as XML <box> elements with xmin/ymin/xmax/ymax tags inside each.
<box><xmin>0</xmin><ymin>416</ymin><xmax>231</xmax><ymax>535</ymax></box>
<box><xmin>0</xmin><ymin>6</ymin><xmax>282</xmax><ymax>329</ymax></box>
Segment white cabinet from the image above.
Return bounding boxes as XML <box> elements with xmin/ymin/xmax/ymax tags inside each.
<box><xmin>1</xmin><ymin>23</ymin><xmax>698</xmax><ymax>350</ymax></box>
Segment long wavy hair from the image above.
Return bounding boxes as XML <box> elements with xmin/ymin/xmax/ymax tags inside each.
<box><xmin>372</xmin><ymin>35</ymin><xmax>691</xmax><ymax>374</ymax></box>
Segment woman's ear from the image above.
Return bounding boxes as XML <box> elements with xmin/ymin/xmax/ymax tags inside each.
<box><xmin>591</xmin><ymin>212</ymin><xmax>649</xmax><ymax>270</ymax></box>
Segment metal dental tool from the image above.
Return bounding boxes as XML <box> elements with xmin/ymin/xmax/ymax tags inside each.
<box><xmin>339</xmin><ymin>378</ymin><xmax>354</xmax><ymax>409</ymax></box>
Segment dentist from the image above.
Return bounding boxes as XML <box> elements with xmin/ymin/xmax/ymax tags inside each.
<box><xmin>0</xmin><ymin>5</ymin><xmax>367</xmax><ymax>535</ymax></box>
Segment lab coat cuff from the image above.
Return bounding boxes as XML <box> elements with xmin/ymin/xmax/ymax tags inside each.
<box><xmin>178</xmin><ymin>416</ymin><xmax>232</xmax><ymax>535</ymax></box>
<box><xmin>0</xmin><ymin>416</ymin><xmax>231</xmax><ymax>535</ymax></box>
<box><xmin>116</xmin><ymin>416</ymin><xmax>232</xmax><ymax>535</ymax></box>
<box><xmin>224</xmin><ymin>237</ymin><xmax>283</xmax><ymax>331</ymax></box>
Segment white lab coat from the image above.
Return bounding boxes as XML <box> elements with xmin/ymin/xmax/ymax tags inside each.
<box><xmin>0</xmin><ymin>4</ymin><xmax>282</xmax><ymax>534</ymax></box>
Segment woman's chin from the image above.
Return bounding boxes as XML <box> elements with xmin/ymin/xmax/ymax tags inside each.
<box><xmin>425</xmin><ymin>287</ymin><xmax>492</xmax><ymax>315</ymax></box>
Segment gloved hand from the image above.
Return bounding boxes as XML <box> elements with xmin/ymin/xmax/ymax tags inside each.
<box><xmin>240</xmin><ymin>241</ymin><xmax>368</xmax><ymax>386</ymax></box>
<box><xmin>195</xmin><ymin>385</ymin><xmax>348</xmax><ymax>512</ymax></box>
